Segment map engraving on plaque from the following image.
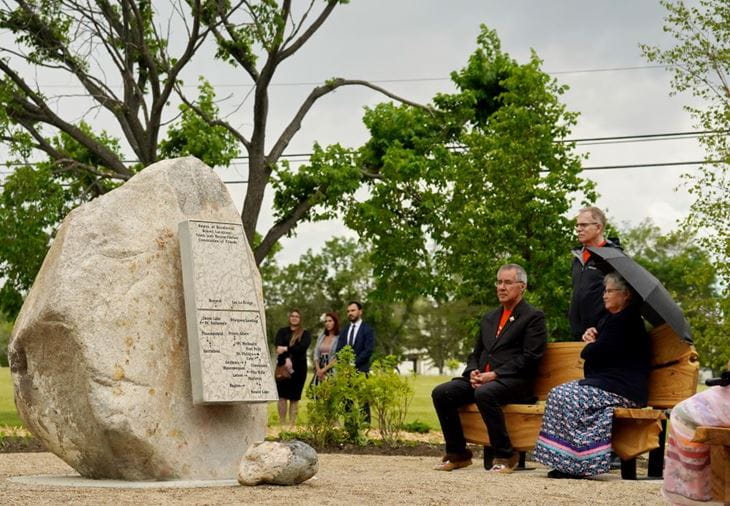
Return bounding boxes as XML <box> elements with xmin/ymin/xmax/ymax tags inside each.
<box><xmin>179</xmin><ymin>220</ymin><xmax>277</xmax><ymax>404</ymax></box>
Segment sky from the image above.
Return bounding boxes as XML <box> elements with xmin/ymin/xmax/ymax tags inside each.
<box><xmin>205</xmin><ymin>0</ymin><xmax>703</xmax><ymax>264</ymax></box>
<box><xmin>1</xmin><ymin>1</ymin><xmax>707</xmax><ymax>265</ymax></box>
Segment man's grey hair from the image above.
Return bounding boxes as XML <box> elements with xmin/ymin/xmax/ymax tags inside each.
<box><xmin>603</xmin><ymin>272</ymin><xmax>629</xmax><ymax>292</ymax></box>
<box><xmin>578</xmin><ymin>206</ymin><xmax>607</xmax><ymax>228</ymax></box>
<box><xmin>498</xmin><ymin>263</ymin><xmax>528</xmax><ymax>285</ymax></box>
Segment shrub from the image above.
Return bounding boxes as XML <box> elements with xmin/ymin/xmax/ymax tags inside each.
<box><xmin>401</xmin><ymin>420</ymin><xmax>430</xmax><ymax>434</ymax></box>
<box><xmin>304</xmin><ymin>346</ymin><xmax>368</xmax><ymax>446</ymax></box>
<box><xmin>367</xmin><ymin>355</ymin><xmax>414</xmax><ymax>446</ymax></box>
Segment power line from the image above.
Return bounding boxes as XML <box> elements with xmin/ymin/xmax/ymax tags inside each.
<box><xmin>31</xmin><ymin>64</ymin><xmax>669</xmax><ymax>90</ymax></box>
<box><xmin>0</xmin><ymin>159</ymin><xmax>721</xmax><ymax>188</ymax></box>
<box><xmin>216</xmin><ymin>159</ymin><xmax>723</xmax><ymax>182</ymax></box>
<box><xmin>561</xmin><ymin>130</ymin><xmax>723</xmax><ymax>144</ymax></box>
<box><xmin>3</xmin><ymin>128</ymin><xmax>710</xmax><ymax>170</ymax></box>
<box><xmin>549</xmin><ymin>64</ymin><xmax>667</xmax><ymax>75</ymax></box>
<box><xmin>0</xmin><ymin>129</ymin><xmax>724</xmax><ymax>176</ymax></box>
<box><xmin>580</xmin><ymin>160</ymin><xmax>720</xmax><ymax>171</ymax></box>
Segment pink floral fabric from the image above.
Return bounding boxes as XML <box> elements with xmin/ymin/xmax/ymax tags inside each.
<box><xmin>662</xmin><ymin>385</ymin><xmax>730</xmax><ymax>504</ymax></box>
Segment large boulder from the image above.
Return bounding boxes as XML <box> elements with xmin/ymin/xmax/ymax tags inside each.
<box><xmin>8</xmin><ymin>157</ymin><xmax>268</xmax><ymax>480</ymax></box>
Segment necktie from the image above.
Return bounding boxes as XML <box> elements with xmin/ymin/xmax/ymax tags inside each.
<box><xmin>348</xmin><ymin>324</ymin><xmax>356</xmax><ymax>346</ymax></box>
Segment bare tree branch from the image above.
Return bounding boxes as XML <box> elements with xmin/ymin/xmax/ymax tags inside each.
<box><xmin>254</xmin><ymin>191</ymin><xmax>322</xmax><ymax>264</ymax></box>
<box><xmin>277</xmin><ymin>0</ymin><xmax>337</xmax><ymax>63</ymax></box>
<box><xmin>0</xmin><ymin>59</ymin><xmax>131</xmax><ymax>177</ymax></box>
<box><xmin>175</xmin><ymin>84</ymin><xmax>252</xmax><ymax>150</ymax></box>
<box><xmin>282</xmin><ymin>0</ymin><xmax>316</xmax><ymax>47</ymax></box>
<box><xmin>268</xmin><ymin>78</ymin><xmax>433</xmax><ymax>164</ymax></box>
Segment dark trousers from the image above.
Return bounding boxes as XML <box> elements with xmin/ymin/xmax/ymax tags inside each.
<box><xmin>432</xmin><ymin>377</ymin><xmax>529</xmax><ymax>458</ymax></box>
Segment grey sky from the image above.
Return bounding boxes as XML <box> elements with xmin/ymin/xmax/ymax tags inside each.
<box><xmin>209</xmin><ymin>1</ymin><xmax>700</xmax><ymax>263</ymax></box>
<box><xmin>1</xmin><ymin>1</ymin><xmax>704</xmax><ymax>265</ymax></box>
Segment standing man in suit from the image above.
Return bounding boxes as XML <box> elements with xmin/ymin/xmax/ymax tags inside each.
<box><xmin>336</xmin><ymin>300</ymin><xmax>376</xmax><ymax>421</ymax></box>
<box><xmin>336</xmin><ymin>301</ymin><xmax>376</xmax><ymax>373</ymax></box>
<box><xmin>569</xmin><ymin>206</ymin><xmax>620</xmax><ymax>340</ymax></box>
<box><xmin>431</xmin><ymin>264</ymin><xmax>547</xmax><ymax>473</ymax></box>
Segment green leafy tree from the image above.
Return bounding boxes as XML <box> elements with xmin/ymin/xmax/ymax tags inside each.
<box><xmin>262</xmin><ymin>236</ymin><xmax>416</xmax><ymax>359</ymax></box>
<box><xmin>0</xmin><ymin>126</ymin><xmax>123</xmax><ymax>316</ymax></box>
<box><xmin>175</xmin><ymin>1</ymin><xmax>428</xmax><ymax>263</ymax></box>
<box><xmin>621</xmin><ymin>219</ymin><xmax>728</xmax><ymax>373</ymax></box>
<box><xmin>407</xmin><ymin>299</ymin><xmax>484</xmax><ymax>374</ymax></box>
<box><xmin>641</xmin><ymin>0</ymin><xmax>730</xmax><ymax>285</ymax></box>
<box><xmin>339</xmin><ymin>26</ymin><xmax>595</xmax><ymax>339</ymax></box>
<box><xmin>0</xmin><ymin>1</ymin><xmax>423</xmax><ymax>316</ymax></box>
<box><xmin>159</xmin><ymin>78</ymin><xmax>241</xmax><ymax>166</ymax></box>
<box><xmin>262</xmin><ymin>237</ymin><xmax>372</xmax><ymax>346</ymax></box>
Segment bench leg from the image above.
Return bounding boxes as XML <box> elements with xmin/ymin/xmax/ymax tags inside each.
<box><xmin>647</xmin><ymin>418</ymin><xmax>667</xmax><ymax>478</ymax></box>
<box><xmin>620</xmin><ymin>458</ymin><xmax>637</xmax><ymax>480</ymax></box>
<box><xmin>483</xmin><ymin>446</ymin><xmax>495</xmax><ymax>470</ymax></box>
<box><xmin>518</xmin><ymin>451</ymin><xmax>526</xmax><ymax>469</ymax></box>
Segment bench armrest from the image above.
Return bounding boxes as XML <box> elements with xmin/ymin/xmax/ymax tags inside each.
<box><xmin>692</xmin><ymin>426</ymin><xmax>730</xmax><ymax>446</ymax></box>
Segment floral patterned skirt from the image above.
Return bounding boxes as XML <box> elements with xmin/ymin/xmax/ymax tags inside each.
<box><xmin>533</xmin><ymin>380</ymin><xmax>639</xmax><ymax>476</ymax></box>
<box><xmin>311</xmin><ymin>353</ymin><xmax>332</xmax><ymax>387</ymax></box>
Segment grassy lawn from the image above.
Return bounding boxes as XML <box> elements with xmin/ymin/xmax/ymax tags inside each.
<box><xmin>0</xmin><ymin>367</ymin><xmax>22</xmax><ymax>427</ymax></box>
<box><xmin>1</xmin><ymin>367</ymin><xmax>448</xmax><ymax>430</ymax></box>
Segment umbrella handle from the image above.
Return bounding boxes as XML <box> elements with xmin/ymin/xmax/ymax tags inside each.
<box><xmin>705</xmin><ymin>370</ymin><xmax>730</xmax><ymax>387</ymax></box>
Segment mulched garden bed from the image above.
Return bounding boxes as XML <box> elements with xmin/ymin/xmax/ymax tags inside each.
<box><xmin>0</xmin><ymin>436</ymin><xmax>45</xmax><ymax>453</ymax></box>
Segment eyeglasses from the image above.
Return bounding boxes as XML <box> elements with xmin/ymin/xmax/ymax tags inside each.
<box><xmin>604</xmin><ymin>288</ymin><xmax>624</xmax><ymax>294</ymax></box>
<box><xmin>495</xmin><ymin>280</ymin><xmax>524</xmax><ymax>287</ymax></box>
<box><xmin>575</xmin><ymin>222</ymin><xmax>598</xmax><ymax>229</ymax></box>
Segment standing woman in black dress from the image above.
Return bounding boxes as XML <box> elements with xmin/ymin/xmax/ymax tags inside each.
<box><xmin>275</xmin><ymin>309</ymin><xmax>311</xmax><ymax>426</ymax></box>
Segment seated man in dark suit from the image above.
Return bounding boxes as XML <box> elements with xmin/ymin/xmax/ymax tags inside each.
<box><xmin>432</xmin><ymin>263</ymin><xmax>547</xmax><ymax>473</ymax></box>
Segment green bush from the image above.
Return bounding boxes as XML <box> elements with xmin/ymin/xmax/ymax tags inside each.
<box><xmin>367</xmin><ymin>355</ymin><xmax>414</xmax><ymax>446</ymax></box>
<box><xmin>303</xmin><ymin>348</ymin><xmax>415</xmax><ymax>447</ymax></box>
<box><xmin>304</xmin><ymin>346</ymin><xmax>368</xmax><ymax>446</ymax></box>
<box><xmin>401</xmin><ymin>419</ymin><xmax>430</xmax><ymax>434</ymax></box>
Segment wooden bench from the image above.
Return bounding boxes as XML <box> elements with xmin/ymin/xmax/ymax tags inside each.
<box><xmin>692</xmin><ymin>426</ymin><xmax>730</xmax><ymax>503</ymax></box>
<box><xmin>458</xmin><ymin>324</ymin><xmax>699</xmax><ymax>479</ymax></box>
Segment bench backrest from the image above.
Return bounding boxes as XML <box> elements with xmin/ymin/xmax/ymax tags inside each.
<box><xmin>533</xmin><ymin>324</ymin><xmax>699</xmax><ymax>407</ymax></box>
<box><xmin>647</xmin><ymin>324</ymin><xmax>699</xmax><ymax>408</ymax></box>
<box><xmin>534</xmin><ymin>342</ymin><xmax>585</xmax><ymax>400</ymax></box>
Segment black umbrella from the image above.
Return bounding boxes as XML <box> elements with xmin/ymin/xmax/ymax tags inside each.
<box><xmin>587</xmin><ymin>246</ymin><xmax>693</xmax><ymax>343</ymax></box>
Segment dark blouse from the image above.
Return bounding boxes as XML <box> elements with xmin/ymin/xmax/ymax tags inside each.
<box><xmin>275</xmin><ymin>327</ymin><xmax>312</xmax><ymax>369</ymax></box>
<box><xmin>579</xmin><ymin>304</ymin><xmax>651</xmax><ymax>405</ymax></box>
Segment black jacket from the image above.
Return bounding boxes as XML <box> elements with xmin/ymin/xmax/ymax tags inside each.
<box><xmin>463</xmin><ymin>299</ymin><xmax>547</xmax><ymax>385</ymax></box>
<box><xmin>579</xmin><ymin>303</ymin><xmax>651</xmax><ymax>405</ymax></box>
<box><xmin>568</xmin><ymin>239</ymin><xmax>621</xmax><ymax>340</ymax></box>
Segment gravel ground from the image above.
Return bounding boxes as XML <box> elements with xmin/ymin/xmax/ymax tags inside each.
<box><xmin>0</xmin><ymin>452</ymin><xmax>665</xmax><ymax>505</ymax></box>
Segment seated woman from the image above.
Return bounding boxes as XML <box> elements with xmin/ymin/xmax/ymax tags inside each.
<box><xmin>662</xmin><ymin>360</ymin><xmax>730</xmax><ymax>505</ymax></box>
<box><xmin>534</xmin><ymin>272</ymin><xmax>651</xmax><ymax>478</ymax></box>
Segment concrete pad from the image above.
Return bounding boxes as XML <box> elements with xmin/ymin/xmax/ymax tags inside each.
<box><xmin>9</xmin><ymin>474</ymin><xmax>239</xmax><ymax>489</ymax></box>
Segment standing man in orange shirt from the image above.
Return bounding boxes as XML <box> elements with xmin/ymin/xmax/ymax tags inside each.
<box><xmin>568</xmin><ymin>206</ymin><xmax>620</xmax><ymax>341</ymax></box>
<box><xmin>431</xmin><ymin>264</ymin><xmax>547</xmax><ymax>473</ymax></box>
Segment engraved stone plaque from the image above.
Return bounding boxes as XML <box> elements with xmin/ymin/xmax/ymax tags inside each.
<box><xmin>179</xmin><ymin>220</ymin><xmax>277</xmax><ymax>404</ymax></box>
